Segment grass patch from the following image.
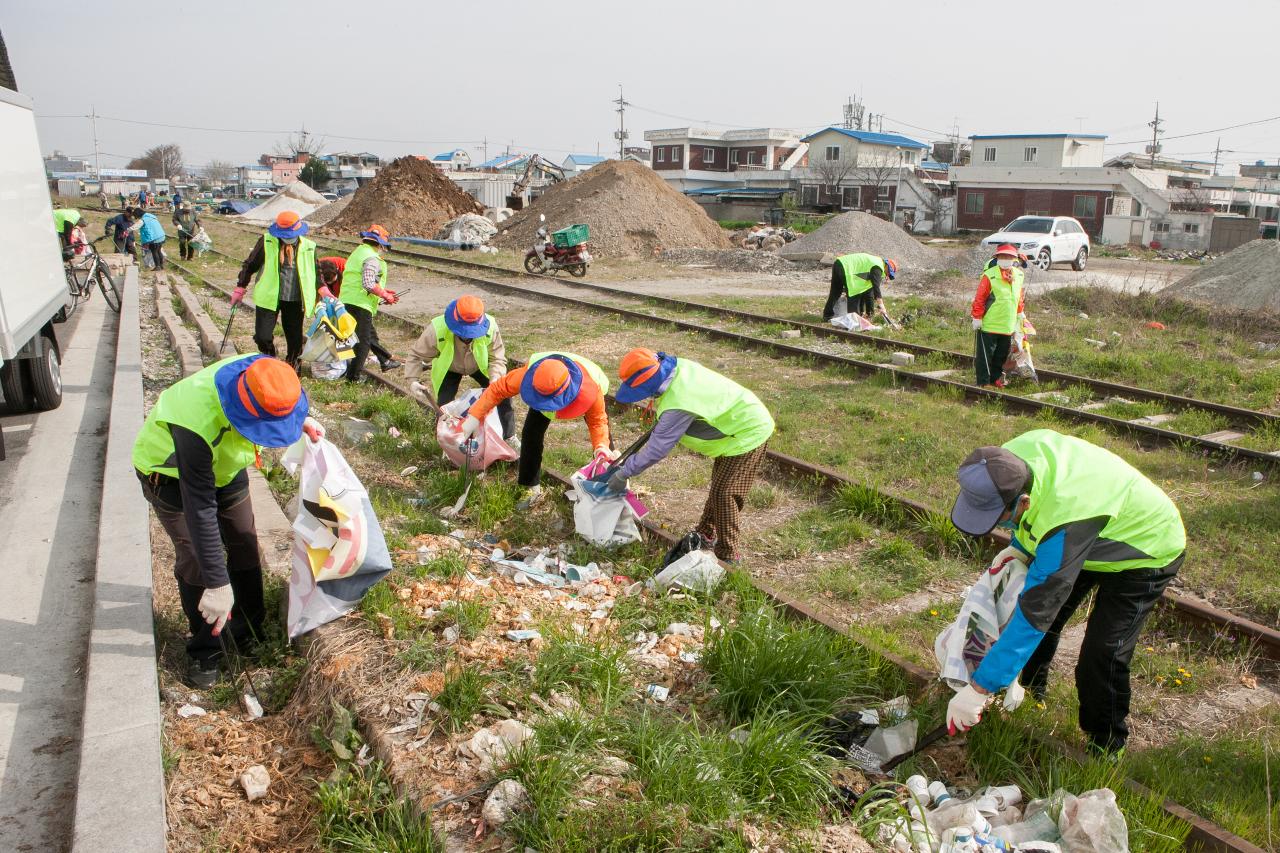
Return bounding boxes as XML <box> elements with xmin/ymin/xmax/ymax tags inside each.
<box><xmin>532</xmin><ymin>628</ymin><xmax>630</xmax><ymax>707</ymax></box>
<box><xmin>316</xmin><ymin>759</ymin><xmax>443</xmax><ymax>851</ymax></box>
<box><xmin>434</xmin><ymin>661</ymin><xmax>494</xmax><ymax>730</ymax></box>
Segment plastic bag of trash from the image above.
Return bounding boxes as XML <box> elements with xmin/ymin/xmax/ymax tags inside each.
<box><xmin>1058</xmin><ymin>789</ymin><xmax>1128</xmax><ymax>853</ymax></box>
<box><xmin>1005</xmin><ymin>317</ymin><xmax>1038</xmax><ymax>380</ymax></box>
<box><xmin>281</xmin><ymin>437</ymin><xmax>393</xmax><ymax>638</ymax></box>
<box><xmin>647</xmin><ymin>549</ymin><xmax>723</xmax><ymax>594</ymax></box>
<box><xmin>567</xmin><ymin>456</ymin><xmax>643</xmax><ymax>547</ymax></box>
<box><xmin>934</xmin><ymin>546</ymin><xmax>1028</xmax><ymax>690</ymax></box>
<box><xmin>435</xmin><ymin>388</ymin><xmax>518</xmax><ymax>471</ymax></box>
<box><xmin>302</xmin><ymin>298</ymin><xmax>358</xmax><ymax>364</ymax></box>
<box><xmin>191</xmin><ymin>226</ymin><xmax>213</xmax><ymax>256</ymax></box>
<box><xmin>829</xmin><ymin>312</ymin><xmax>881</xmax><ymax>332</ymax></box>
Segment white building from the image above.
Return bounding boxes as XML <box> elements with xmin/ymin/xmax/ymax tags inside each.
<box><xmin>431</xmin><ymin>149</ymin><xmax>471</xmax><ymax>171</ymax></box>
<box><xmin>562</xmin><ymin>154</ymin><xmax>607</xmax><ymax>178</ymax></box>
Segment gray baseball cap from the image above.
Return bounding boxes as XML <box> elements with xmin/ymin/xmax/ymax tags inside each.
<box><xmin>951</xmin><ymin>447</ymin><xmax>1031</xmax><ymax>535</ymax></box>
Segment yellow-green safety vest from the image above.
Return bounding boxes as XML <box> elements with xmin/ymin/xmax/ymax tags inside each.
<box><xmin>1004</xmin><ymin>429</ymin><xmax>1186</xmax><ymax>572</ymax></box>
<box><xmin>980</xmin><ymin>267</ymin><xmax>1024</xmax><ymax>335</ymax></box>
<box><xmin>132</xmin><ymin>355</ymin><xmax>260</xmax><ymax>487</ymax></box>
<box><xmin>528</xmin><ymin>351</ymin><xmax>608</xmax><ymax>420</ymax></box>
<box><xmin>835</xmin><ymin>252</ymin><xmax>886</xmax><ymax>298</ymax></box>
<box><xmin>655</xmin><ymin>358</ymin><xmax>775</xmax><ymax>458</ymax></box>
<box><xmin>429</xmin><ymin>314</ymin><xmax>494</xmax><ymax>396</ymax></box>
<box><xmin>254</xmin><ymin>234</ymin><xmax>319</xmax><ymax>316</ymax></box>
<box><xmin>52</xmin><ymin>208</ymin><xmax>82</xmax><ymax>231</ymax></box>
<box><xmin>339</xmin><ymin>243</ymin><xmax>388</xmax><ymax>315</ymax></box>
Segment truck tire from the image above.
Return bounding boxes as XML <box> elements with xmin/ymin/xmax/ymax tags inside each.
<box><xmin>25</xmin><ymin>334</ymin><xmax>62</xmax><ymax>411</ymax></box>
<box><xmin>0</xmin><ymin>359</ymin><xmax>33</xmax><ymax>413</ymax></box>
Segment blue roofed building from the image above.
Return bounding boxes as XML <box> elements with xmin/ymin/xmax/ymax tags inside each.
<box><xmin>432</xmin><ymin>149</ymin><xmax>471</xmax><ymax>171</ymax></box>
<box><xmin>562</xmin><ymin>153</ymin><xmax>607</xmax><ymax>177</ymax></box>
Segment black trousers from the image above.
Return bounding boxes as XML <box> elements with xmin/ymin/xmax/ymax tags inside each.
<box><xmin>1020</xmin><ymin>554</ymin><xmax>1183</xmax><ymax>752</ymax></box>
<box><xmin>254</xmin><ymin>300</ymin><xmax>306</xmax><ymax>367</ymax></box>
<box><xmin>975</xmin><ymin>330</ymin><xmax>1012</xmax><ymax>386</ymax></box>
<box><xmin>822</xmin><ymin>278</ymin><xmax>873</xmax><ymax>320</ymax></box>
<box><xmin>517</xmin><ymin>411</ymin><xmax>552</xmax><ymax>487</ymax></box>
<box><xmin>138</xmin><ymin>472</ymin><xmax>266</xmax><ymax>664</ymax></box>
<box><xmin>438</xmin><ymin>370</ymin><xmax>516</xmax><ymax>439</ymax></box>
<box><xmin>177</xmin><ymin>233</ymin><xmax>195</xmax><ymax>260</ymax></box>
<box><xmin>145</xmin><ymin>241</ymin><xmax>165</xmax><ymax>269</ymax></box>
<box><xmin>344</xmin><ymin>304</ymin><xmax>389</xmax><ymax>382</ymax></box>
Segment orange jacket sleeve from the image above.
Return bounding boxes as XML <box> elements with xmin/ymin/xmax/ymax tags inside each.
<box><xmin>582</xmin><ymin>389</ymin><xmax>610</xmax><ymax>450</ymax></box>
<box><xmin>1017</xmin><ymin>288</ymin><xmax>1026</xmax><ymax>314</ymax></box>
<box><xmin>971</xmin><ymin>276</ymin><xmax>992</xmax><ymax>319</ymax></box>
<box><xmin>468</xmin><ymin>366</ymin><xmax>525</xmax><ymax>421</ymax></box>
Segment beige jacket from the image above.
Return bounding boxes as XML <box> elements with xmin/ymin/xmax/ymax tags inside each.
<box><xmin>405</xmin><ymin>317</ymin><xmax>508</xmax><ymax>383</ymax></box>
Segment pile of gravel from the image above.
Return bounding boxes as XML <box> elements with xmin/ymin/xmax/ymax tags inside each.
<box><xmin>659</xmin><ymin>248</ymin><xmax>804</xmax><ymax>276</ymax></box>
<box><xmin>302</xmin><ymin>194</ymin><xmax>351</xmax><ymax>227</ymax></box>
<box><xmin>1164</xmin><ymin>240</ymin><xmax>1280</xmax><ymax>312</ymax></box>
<box><xmin>959</xmin><ymin>244</ymin><xmax>1039</xmax><ymax>281</ymax></box>
<box><xmin>777</xmin><ymin>211</ymin><xmax>943</xmax><ymax>270</ymax></box>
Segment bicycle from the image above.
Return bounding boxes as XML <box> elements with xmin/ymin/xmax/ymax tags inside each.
<box><xmin>64</xmin><ymin>239</ymin><xmax>122</xmax><ymax>314</ymax></box>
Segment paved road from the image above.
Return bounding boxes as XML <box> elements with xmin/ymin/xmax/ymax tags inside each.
<box><xmin>0</xmin><ymin>295</ymin><xmax>116</xmax><ymax>852</ymax></box>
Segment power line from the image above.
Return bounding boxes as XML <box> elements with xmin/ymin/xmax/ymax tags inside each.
<box><xmin>1107</xmin><ymin>113</ymin><xmax>1280</xmax><ymax>146</ymax></box>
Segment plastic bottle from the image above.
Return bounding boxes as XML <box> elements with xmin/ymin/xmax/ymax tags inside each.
<box><xmin>905</xmin><ymin>775</ymin><xmax>931</xmax><ymax>822</ymax></box>
<box><xmin>991</xmin><ymin>810</ymin><xmax>1059</xmax><ymax>846</ymax></box>
<box><xmin>929</xmin><ymin>780</ymin><xmax>953</xmax><ymax>806</ymax></box>
<box><xmin>416</xmin><ymin>544</ymin><xmax>431</xmax><ymax>565</ymax></box>
<box><xmin>973</xmin><ymin>831</ymin><xmax>1012</xmax><ymax>851</ymax></box>
<box><xmin>940</xmin><ymin>827</ymin><xmax>976</xmax><ymax>853</ymax></box>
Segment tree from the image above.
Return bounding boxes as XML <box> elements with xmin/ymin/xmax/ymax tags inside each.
<box><xmin>204</xmin><ymin>159</ymin><xmax>234</xmax><ymax>189</ymax></box>
<box><xmin>856</xmin><ymin>152</ymin><xmax>903</xmax><ymax>217</ymax></box>
<box><xmin>127</xmin><ymin>144</ymin><xmax>184</xmax><ymax>180</ymax></box>
<box><xmin>810</xmin><ymin>149</ymin><xmax>858</xmax><ymax>205</ymax></box>
<box><xmin>299</xmin><ymin>159</ymin><xmax>331</xmax><ymax>189</ymax></box>
<box><xmin>273</xmin><ymin>128</ymin><xmax>325</xmax><ymax>161</ymax></box>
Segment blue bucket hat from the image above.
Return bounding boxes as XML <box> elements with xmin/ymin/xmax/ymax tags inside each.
<box><xmin>443</xmin><ymin>297</ymin><xmax>490</xmax><ymax>339</ymax></box>
<box><xmin>616</xmin><ymin>350</ymin><xmax>677</xmax><ymax>404</ymax></box>
<box><xmin>268</xmin><ymin>214</ymin><xmax>310</xmax><ymax>241</ymax></box>
<box><xmin>360</xmin><ymin>224</ymin><xmax>391</xmax><ymax>247</ymax></box>
<box><xmin>213</xmin><ymin>354</ymin><xmax>310</xmax><ymax>447</ymax></box>
<box><xmin>520</xmin><ymin>355</ymin><xmax>587</xmax><ymax>414</ymax></box>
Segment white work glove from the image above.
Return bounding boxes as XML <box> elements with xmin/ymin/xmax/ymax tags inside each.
<box><xmin>1003</xmin><ymin>679</ymin><xmax>1026</xmax><ymax>712</ymax></box>
<box><xmin>409</xmin><ymin>380</ymin><xmax>430</xmax><ymax>403</ymax></box>
<box><xmin>198</xmin><ymin>584</ymin><xmax>234</xmax><ymax>635</ymax></box>
<box><xmin>302</xmin><ymin>416</ymin><xmax>325</xmax><ymax>443</ymax></box>
<box><xmin>594</xmin><ymin>445</ymin><xmax>619</xmax><ymax>462</ymax></box>
<box><xmin>947</xmin><ymin>684</ymin><xmax>991</xmax><ymax>734</ymax></box>
<box><xmin>459</xmin><ymin>414</ymin><xmax>481</xmax><ymax>440</ymax></box>
<box><xmin>972</xmin><ymin>318</ymin><xmax>984</xmax><ymax>331</ymax></box>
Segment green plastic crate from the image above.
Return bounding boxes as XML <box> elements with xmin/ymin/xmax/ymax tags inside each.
<box><xmin>551</xmin><ymin>224</ymin><xmax>589</xmax><ymax>248</ymax></box>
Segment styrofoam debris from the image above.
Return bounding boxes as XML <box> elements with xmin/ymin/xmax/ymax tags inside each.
<box><xmin>177</xmin><ymin>704</ymin><xmax>206</xmax><ymax>718</ymax></box>
<box><xmin>481</xmin><ymin>778</ymin><xmax>529</xmax><ymax>827</ymax></box>
<box><xmin>458</xmin><ymin>719</ymin><xmax>534</xmax><ymax>772</ymax></box>
<box><xmin>240</xmin><ymin>764</ymin><xmax>271</xmax><ymax>801</ymax></box>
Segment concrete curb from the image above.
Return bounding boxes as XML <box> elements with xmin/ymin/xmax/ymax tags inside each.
<box><xmin>72</xmin><ymin>267</ymin><xmax>166</xmax><ymax>853</ymax></box>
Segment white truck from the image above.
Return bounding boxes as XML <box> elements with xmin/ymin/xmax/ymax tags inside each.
<box><xmin>0</xmin><ymin>56</ymin><xmax>72</xmax><ymax>458</ymax></box>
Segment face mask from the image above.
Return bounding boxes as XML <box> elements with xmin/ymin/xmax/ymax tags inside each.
<box><xmin>997</xmin><ymin>258</ymin><xmax>1014</xmax><ymax>270</ymax></box>
<box><xmin>281</xmin><ymin>236</ymin><xmax>298</xmax><ymax>245</ymax></box>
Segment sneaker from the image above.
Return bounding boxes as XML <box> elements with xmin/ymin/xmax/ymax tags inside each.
<box><xmin>515</xmin><ymin>484</ymin><xmax>544</xmax><ymax>510</ymax></box>
<box><xmin>186</xmin><ymin>657</ymin><xmax>220</xmax><ymax>689</ymax></box>
<box><xmin>507</xmin><ymin>436</ymin><xmax>521</xmax><ymax>450</ymax></box>
<box><xmin>380</xmin><ymin>359</ymin><xmax>402</xmax><ymax>372</ymax></box>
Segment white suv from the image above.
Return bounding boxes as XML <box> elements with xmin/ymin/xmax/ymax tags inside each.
<box><xmin>981</xmin><ymin>216</ymin><xmax>1090</xmax><ymax>271</ymax></box>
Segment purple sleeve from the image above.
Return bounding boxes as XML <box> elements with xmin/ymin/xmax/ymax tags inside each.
<box><xmin>617</xmin><ymin>410</ymin><xmax>697</xmax><ymax>477</ymax></box>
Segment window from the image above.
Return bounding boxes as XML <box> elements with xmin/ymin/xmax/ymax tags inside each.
<box><xmin>656</xmin><ymin>148</ymin><xmax>665</xmax><ymax>163</ymax></box>
<box><xmin>1183</xmin><ymin>222</ymin><xmax>1201</xmax><ymax>234</ymax></box>
<box><xmin>746</xmin><ymin>151</ymin><xmax>759</xmax><ymax>165</ymax></box>
<box><xmin>825</xmin><ymin>145</ymin><xmax>841</xmax><ymax>161</ymax></box>
<box><xmin>1024</xmin><ymin>146</ymin><xmax>1038</xmax><ymax>163</ymax></box>
<box><xmin>704</xmin><ymin>148</ymin><xmax>715</xmax><ymax>164</ymax></box>
<box><xmin>801</xmin><ymin>185</ymin><xmax>819</xmax><ymax>206</ymax></box>
<box><xmin>1073</xmin><ymin>195</ymin><xmax>1098</xmax><ymax>218</ymax></box>
<box><xmin>964</xmin><ymin>192</ymin><xmax>984</xmax><ymax>214</ymax></box>
<box><xmin>877</xmin><ymin>186</ymin><xmax>891</xmax><ymax>198</ymax></box>
<box><xmin>841</xmin><ymin>186</ymin><xmax>861</xmax><ymax>209</ymax></box>
<box><xmin>992</xmin><ymin>205</ymin><xmax>1004</xmax><ymax>218</ymax></box>
<box><xmin>873</xmin><ymin>199</ymin><xmax>892</xmax><ymax>213</ymax></box>
<box><xmin>1152</xmin><ymin>222</ymin><xmax>1170</xmax><ymax>234</ymax></box>
<box><xmin>1026</xmin><ymin>209</ymin><xmax>1050</xmax><ymax>216</ymax></box>
<box><xmin>983</xmin><ymin>147</ymin><xmax>997</xmax><ymax>162</ymax></box>
<box><xmin>730</xmin><ymin>150</ymin><xmax>739</xmax><ymax>165</ymax></box>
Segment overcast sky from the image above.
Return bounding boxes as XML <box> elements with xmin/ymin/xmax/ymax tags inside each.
<box><xmin>6</xmin><ymin>0</ymin><xmax>1278</xmax><ymax>174</ymax></box>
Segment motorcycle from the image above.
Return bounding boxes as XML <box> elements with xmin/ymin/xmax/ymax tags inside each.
<box><xmin>524</xmin><ymin>214</ymin><xmax>591</xmax><ymax>277</ymax></box>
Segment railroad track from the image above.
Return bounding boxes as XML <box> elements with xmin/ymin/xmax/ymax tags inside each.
<box><xmin>203</xmin><ymin>222</ymin><xmax>1280</xmax><ymax>469</ymax></box>
<box><xmin>168</xmin><ymin>256</ymin><xmax>1280</xmax><ymax>665</ymax></box>
<box><xmin>159</xmin><ymin>261</ymin><xmax>1267</xmax><ymax>853</ymax></box>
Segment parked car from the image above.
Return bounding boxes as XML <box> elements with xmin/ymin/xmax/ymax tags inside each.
<box><xmin>249</xmin><ymin>187</ymin><xmax>275</xmax><ymax>199</ymax></box>
<box><xmin>320</xmin><ymin>192</ymin><xmax>338</xmax><ymax>201</ymax></box>
<box><xmin>335</xmin><ymin>187</ymin><xmax>355</xmax><ymax>197</ymax></box>
<box><xmin>981</xmin><ymin>216</ymin><xmax>1090</xmax><ymax>271</ymax></box>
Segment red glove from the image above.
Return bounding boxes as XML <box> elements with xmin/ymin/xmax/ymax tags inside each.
<box><xmin>230</xmin><ymin>287</ymin><xmax>246</xmax><ymax>306</ymax></box>
<box><xmin>373</xmin><ymin>287</ymin><xmax>399</xmax><ymax>305</ymax></box>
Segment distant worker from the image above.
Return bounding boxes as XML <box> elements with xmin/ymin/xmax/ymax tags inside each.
<box><xmin>137</xmin><ymin>187</ymin><xmax>148</xmax><ymax>208</ymax></box>
<box><xmin>97</xmin><ymin>189</ymin><xmax>109</xmax><ymax>210</ymax></box>
<box><xmin>51</xmin><ymin>208</ymin><xmax>82</xmax><ymax>256</ymax></box>
<box><xmin>406</xmin><ymin>295</ymin><xmax>515</xmax><ymax>442</ymax></box>
<box><xmin>609</xmin><ymin>349</ymin><xmax>774</xmax><ymax>562</ymax></box>
<box><xmin>104</xmin><ymin>208</ymin><xmax>136</xmax><ymax>254</ymax></box>
<box><xmin>971</xmin><ymin>243</ymin><xmax>1025</xmax><ymax>388</ymax></box>
<box><xmin>132</xmin><ymin>354</ymin><xmax>324</xmax><ymax>687</ymax></box>
<box><xmin>461</xmin><ymin>352</ymin><xmax>611</xmax><ymax>508</ymax></box>
<box><xmin>172</xmin><ymin>189</ymin><xmax>183</xmax><ymax>209</ymax></box>
<box><xmin>173</xmin><ymin>201</ymin><xmax>202</xmax><ymax>261</ymax></box>
<box><xmin>118</xmin><ymin>190</ymin><xmax>127</xmax><ymax>209</ymax></box>
<box><xmin>338</xmin><ymin>224</ymin><xmax>401</xmax><ymax>382</ymax></box>
<box><xmin>822</xmin><ymin>252</ymin><xmax>897</xmax><ymax>322</ymax></box>
<box><xmin>131</xmin><ymin>206</ymin><xmax>168</xmax><ymax>269</ymax></box>
<box><xmin>232</xmin><ymin>211</ymin><xmax>326</xmax><ymax>369</ymax></box>
<box><xmin>946</xmin><ymin>429</ymin><xmax>1186</xmax><ymax>754</ymax></box>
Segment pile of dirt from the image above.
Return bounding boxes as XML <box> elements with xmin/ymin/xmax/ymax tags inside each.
<box><xmin>321</xmin><ymin>156</ymin><xmax>483</xmax><ymax>238</ymax></box>
<box><xmin>777</xmin><ymin>211</ymin><xmax>942</xmax><ymax>270</ymax></box>
<box><xmin>302</xmin><ymin>194</ymin><xmax>351</xmax><ymax>227</ymax></box>
<box><xmin>1164</xmin><ymin>239</ymin><xmax>1280</xmax><ymax>311</ymax></box>
<box><xmin>492</xmin><ymin>159</ymin><xmax>732</xmax><ymax>258</ymax></box>
<box><xmin>235</xmin><ymin>181</ymin><xmax>328</xmax><ymax>225</ymax></box>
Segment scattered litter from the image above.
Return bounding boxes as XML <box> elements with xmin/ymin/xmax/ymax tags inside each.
<box><xmin>489</xmin><ymin>549</ymin><xmax>568</xmax><ymax>587</ymax></box>
<box><xmin>780</xmin><ymin>329</ymin><xmax>802</xmax><ymax>339</ymax></box>
<box><xmin>505</xmin><ymin>629</ymin><xmax>541</xmax><ymax>642</ymax></box>
<box><xmin>647</xmin><ymin>549</ymin><xmax>725</xmax><ymax>594</ymax></box>
<box><xmin>458</xmin><ymin>719</ymin><xmax>534</xmax><ymax>772</ymax></box>
<box><xmin>1083</xmin><ymin>338</ymin><xmax>1107</xmax><ymax>348</ymax></box>
<box><xmin>436</xmin><ymin>213</ymin><xmax>498</xmax><ymax>246</ymax></box>
<box><xmin>564</xmin><ymin>562</ymin><xmax>601</xmax><ymax>583</ymax></box>
<box><xmin>891</xmin><ymin>351</ymin><xmax>916</xmax><ymax>367</ymax></box>
<box><xmin>239</xmin><ymin>764</ymin><xmax>271</xmax><ymax>802</ymax></box>
<box><xmin>177</xmin><ymin>704</ymin><xmax>206</xmax><ymax>718</ymax></box>
<box><xmin>400</xmin><ymin>465</ymin><xmax>418</xmax><ymax>477</ymax></box>
<box><xmin>442</xmin><ymin>625</ymin><xmax>461</xmax><ymax>644</ymax></box>
<box><xmin>1078</xmin><ymin>312</ymin><xmax>1090</xmax><ymax>320</ymax></box>
<box><xmin>864</xmin><ymin>719</ymin><xmax>918</xmax><ymax>764</ymax></box>
<box><xmin>1145</xmin><ymin>321</ymin><xmax>1166</xmax><ymax>330</ymax></box>
<box><xmin>1252</xmin><ymin>471</ymin><xmax>1265</xmax><ymax>482</ymax></box>
<box><xmin>645</xmin><ymin>684</ymin><xmax>670</xmax><ymax>702</ymax></box>
<box><xmin>481</xmin><ymin>778</ymin><xmax>529</xmax><ymax>828</ymax></box>
<box><xmin>241</xmin><ymin>692</ymin><xmax>264</xmax><ymax>720</ymax></box>
<box><xmin>830</xmin><ymin>312</ymin><xmax>882</xmax><ymax>332</ymax></box>
<box><xmin>594</xmin><ymin>755</ymin><xmax>635</xmax><ymax>777</ymax></box>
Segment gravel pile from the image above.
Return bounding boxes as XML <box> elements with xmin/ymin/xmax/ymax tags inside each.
<box><xmin>659</xmin><ymin>248</ymin><xmax>803</xmax><ymax>276</ymax></box>
<box><xmin>321</xmin><ymin>156</ymin><xmax>483</xmax><ymax>239</ymax></box>
<box><xmin>302</xmin><ymin>194</ymin><xmax>351</xmax><ymax>227</ymax></box>
<box><xmin>1165</xmin><ymin>239</ymin><xmax>1280</xmax><ymax>311</ymax></box>
<box><xmin>777</xmin><ymin>211</ymin><xmax>943</xmax><ymax>270</ymax></box>
<box><xmin>492</xmin><ymin>160</ymin><xmax>731</xmax><ymax>258</ymax></box>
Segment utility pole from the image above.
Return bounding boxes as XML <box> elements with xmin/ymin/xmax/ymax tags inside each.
<box><xmin>1147</xmin><ymin>102</ymin><xmax>1164</xmax><ymax>168</ymax></box>
<box><xmin>1212</xmin><ymin>137</ymin><xmax>1222</xmax><ymax>176</ymax></box>
<box><xmin>482</xmin><ymin>137</ymin><xmax>488</xmax><ymax>165</ymax></box>
<box><xmin>89</xmin><ymin>105</ymin><xmax>100</xmax><ymax>177</ymax></box>
<box><xmin>613</xmin><ymin>85</ymin><xmax>630</xmax><ymax>160</ymax></box>
<box><xmin>949</xmin><ymin>118</ymin><xmax>961</xmax><ymax>166</ymax></box>
<box><xmin>891</xmin><ymin>148</ymin><xmax>905</xmax><ymax>224</ymax></box>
